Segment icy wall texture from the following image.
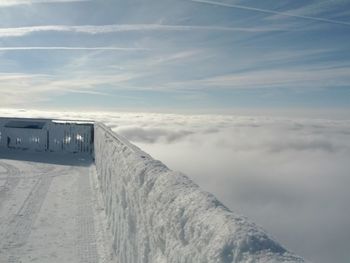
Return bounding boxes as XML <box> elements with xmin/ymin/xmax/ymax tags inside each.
<box><xmin>94</xmin><ymin>123</ymin><xmax>305</xmax><ymax>263</ymax></box>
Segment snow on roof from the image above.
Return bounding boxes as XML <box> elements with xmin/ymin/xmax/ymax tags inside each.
<box><xmin>52</xmin><ymin>120</ymin><xmax>94</xmax><ymax>125</ymax></box>
<box><xmin>4</xmin><ymin>120</ymin><xmax>46</xmax><ymax>129</ymax></box>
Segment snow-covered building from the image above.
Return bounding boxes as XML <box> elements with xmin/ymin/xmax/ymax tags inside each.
<box><xmin>0</xmin><ymin>117</ymin><xmax>94</xmax><ymax>154</ymax></box>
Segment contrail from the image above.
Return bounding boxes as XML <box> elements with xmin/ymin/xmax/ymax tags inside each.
<box><xmin>0</xmin><ymin>0</ymin><xmax>89</xmax><ymax>6</ymax></box>
<box><xmin>191</xmin><ymin>0</ymin><xmax>350</xmax><ymax>27</ymax></box>
<box><xmin>0</xmin><ymin>46</ymin><xmax>148</xmax><ymax>51</ymax></box>
<box><xmin>0</xmin><ymin>24</ymin><xmax>284</xmax><ymax>38</ymax></box>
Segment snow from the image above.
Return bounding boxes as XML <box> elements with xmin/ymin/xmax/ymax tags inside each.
<box><xmin>0</xmin><ymin>151</ymin><xmax>113</xmax><ymax>262</ymax></box>
<box><xmin>94</xmin><ymin>122</ymin><xmax>306</xmax><ymax>263</ymax></box>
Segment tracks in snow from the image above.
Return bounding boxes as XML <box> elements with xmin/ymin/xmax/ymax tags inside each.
<box><xmin>0</xmin><ymin>161</ymin><xmax>21</xmax><ymax>209</ymax></box>
<box><xmin>76</xmin><ymin>168</ymin><xmax>100</xmax><ymax>263</ymax></box>
<box><xmin>0</xmin><ymin>159</ymin><xmax>112</xmax><ymax>263</ymax></box>
<box><xmin>0</xmin><ymin>164</ymin><xmax>53</xmax><ymax>262</ymax></box>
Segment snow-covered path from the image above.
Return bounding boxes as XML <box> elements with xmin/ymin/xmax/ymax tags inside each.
<box><xmin>0</xmin><ymin>155</ymin><xmax>113</xmax><ymax>263</ymax></box>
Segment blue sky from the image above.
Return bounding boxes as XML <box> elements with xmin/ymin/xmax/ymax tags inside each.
<box><xmin>0</xmin><ymin>0</ymin><xmax>350</xmax><ymax>112</ymax></box>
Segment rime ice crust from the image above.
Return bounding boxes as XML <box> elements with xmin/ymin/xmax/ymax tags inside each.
<box><xmin>94</xmin><ymin>123</ymin><xmax>306</xmax><ymax>263</ymax></box>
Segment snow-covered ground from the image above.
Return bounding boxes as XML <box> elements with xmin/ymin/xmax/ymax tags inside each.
<box><xmin>0</xmin><ymin>151</ymin><xmax>113</xmax><ymax>263</ymax></box>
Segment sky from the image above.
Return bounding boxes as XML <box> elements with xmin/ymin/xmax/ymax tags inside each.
<box><xmin>0</xmin><ymin>0</ymin><xmax>350</xmax><ymax>111</ymax></box>
<box><xmin>1</xmin><ymin>1</ymin><xmax>350</xmax><ymax>263</ymax></box>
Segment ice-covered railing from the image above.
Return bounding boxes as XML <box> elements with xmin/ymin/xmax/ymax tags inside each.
<box><xmin>94</xmin><ymin>123</ymin><xmax>305</xmax><ymax>263</ymax></box>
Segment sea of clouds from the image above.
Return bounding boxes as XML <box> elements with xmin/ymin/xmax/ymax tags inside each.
<box><xmin>1</xmin><ymin>108</ymin><xmax>350</xmax><ymax>263</ymax></box>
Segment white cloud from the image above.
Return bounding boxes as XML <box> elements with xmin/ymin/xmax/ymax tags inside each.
<box><xmin>191</xmin><ymin>0</ymin><xmax>350</xmax><ymax>26</ymax></box>
<box><xmin>165</xmin><ymin>66</ymin><xmax>350</xmax><ymax>90</ymax></box>
<box><xmin>266</xmin><ymin>0</ymin><xmax>350</xmax><ymax>21</ymax></box>
<box><xmin>0</xmin><ymin>46</ymin><xmax>147</xmax><ymax>51</ymax></box>
<box><xmin>0</xmin><ymin>72</ymin><xmax>140</xmax><ymax>106</ymax></box>
<box><xmin>0</xmin><ymin>24</ymin><xmax>287</xmax><ymax>38</ymax></box>
<box><xmin>0</xmin><ymin>0</ymin><xmax>88</xmax><ymax>6</ymax></box>
<box><xmin>0</xmin><ymin>48</ymin><xmax>202</xmax><ymax>107</ymax></box>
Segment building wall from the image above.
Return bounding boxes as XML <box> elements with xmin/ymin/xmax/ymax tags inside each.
<box><xmin>0</xmin><ymin>119</ymin><xmax>6</xmax><ymax>147</ymax></box>
<box><xmin>4</xmin><ymin>128</ymin><xmax>47</xmax><ymax>151</ymax></box>
<box><xmin>0</xmin><ymin>118</ymin><xmax>93</xmax><ymax>154</ymax></box>
<box><xmin>47</xmin><ymin>122</ymin><xmax>93</xmax><ymax>154</ymax></box>
<box><xmin>0</xmin><ymin>128</ymin><xmax>5</xmax><ymax>147</ymax></box>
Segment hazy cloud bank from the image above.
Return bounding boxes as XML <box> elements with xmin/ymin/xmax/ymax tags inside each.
<box><xmin>1</xmin><ymin>108</ymin><xmax>350</xmax><ymax>263</ymax></box>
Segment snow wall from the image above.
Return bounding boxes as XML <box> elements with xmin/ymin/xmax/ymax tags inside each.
<box><xmin>94</xmin><ymin>123</ymin><xmax>305</xmax><ymax>263</ymax></box>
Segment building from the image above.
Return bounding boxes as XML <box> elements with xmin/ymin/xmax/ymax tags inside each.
<box><xmin>0</xmin><ymin>117</ymin><xmax>94</xmax><ymax>154</ymax></box>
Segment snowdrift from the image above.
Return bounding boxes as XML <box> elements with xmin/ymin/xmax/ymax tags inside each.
<box><xmin>94</xmin><ymin>123</ymin><xmax>305</xmax><ymax>263</ymax></box>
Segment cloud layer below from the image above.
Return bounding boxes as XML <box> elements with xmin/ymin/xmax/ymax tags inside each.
<box><xmin>1</xmin><ymin>108</ymin><xmax>349</xmax><ymax>263</ymax></box>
